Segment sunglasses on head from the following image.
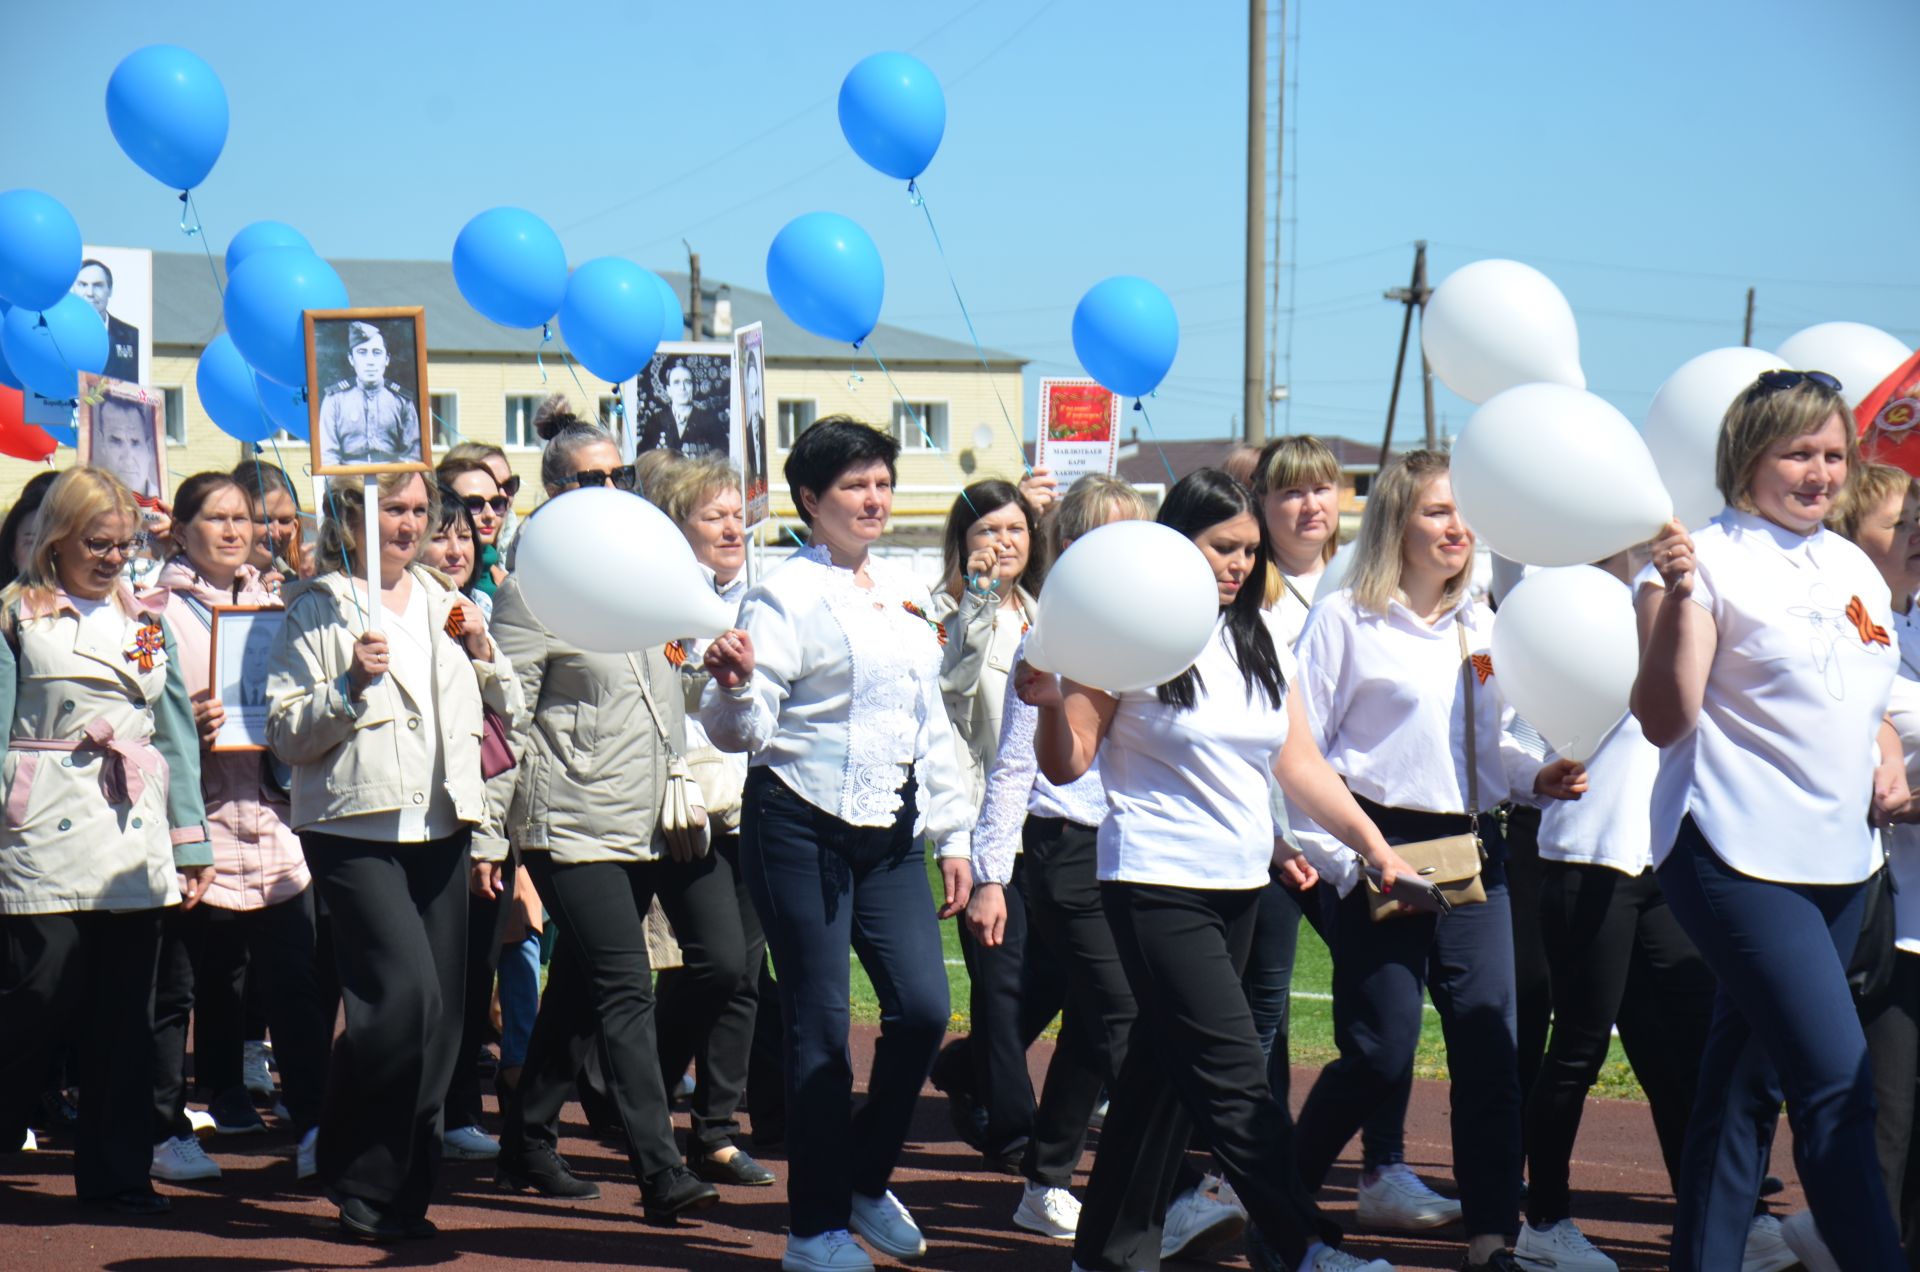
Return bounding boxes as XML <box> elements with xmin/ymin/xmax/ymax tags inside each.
<box><xmin>1756</xmin><ymin>369</ymin><xmax>1843</xmax><ymax>396</ymax></box>
<box><xmin>566</xmin><ymin>466</ymin><xmax>637</xmax><ymax>492</ymax></box>
<box><xmin>463</xmin><ymin>494</ymin><xmax>513</xmax><ymax>516</ymax></box>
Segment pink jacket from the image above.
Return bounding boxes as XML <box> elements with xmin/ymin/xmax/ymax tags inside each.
<box><xmin>153</xmin><ymin>559</ymin><xmax>309</xmax><ymax>910</ymax></box>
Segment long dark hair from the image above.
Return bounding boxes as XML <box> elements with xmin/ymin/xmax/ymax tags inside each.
<box><xmin>1155</xmin><ymin>468</ymin><xmax>1285</xmax><ymax>711</ymax></box>
<box><xmin>939</xmin><ymin>480</ymin><xmax>1046</xmax><ymax>600</ymax></box>
<box><xmin>0</xmin><ymin>471</ymin><xmax>60</xmax><ymax>590</ymax></box>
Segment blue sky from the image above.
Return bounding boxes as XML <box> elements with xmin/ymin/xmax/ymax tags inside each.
<box><xmin>6</xmin><ymin>0</ymin><xmax>1916</xmax><ymax>445</ymax></box>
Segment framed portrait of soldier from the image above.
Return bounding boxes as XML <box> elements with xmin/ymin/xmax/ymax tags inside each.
<box><xmin>732</xmin><ymin>324</ymin><xmax>770</xmax><ymax>529</ymax></box>
<box><xmin>76</xmin><ymin>376</ymin><xmax>168</xmax><ymax>501</ymax></box>
<box><xmin>632</xmin><ymin>342</ymin><xmax>733</xmax><ymax>462</ymax></box>
<box><xmin>208</xmin><ymin>606</ymin><xmax>286</xmax><ymax>751</ymax></box>
<box><xmin>303</xmin><ymin>307</ymin><xmax>432</xmax><ymax>476</ymax></box>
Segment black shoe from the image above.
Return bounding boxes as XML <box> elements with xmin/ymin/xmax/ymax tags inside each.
<box><xmin>689</xmin><ymin>1149</ymin><xmax>776</xmax><ymax>1187</ymax></box>
<box><xmin>1760</xmin><ymin>1174</ymin><xmax>1785</xmax><ymax>1198</ymax></box>
<box><xmin>207</xmin><ymin>1087</ymin><xmax>266</xmax><ymax>1136</ymax></box>
<box><xmin>83</xmin><ymin>1188</ymin><xmax>171</xmax><ymax>1217</ymax></box>
<box><xmin>495</xmin><ymin>1145</ymin><xmax>602</xmax><ymax>1199</ymax></box>
<box><xmin>337</xmin><ymin>1196</ymin><xmax>408</xmax><ymax>1242</ymax></box>
<box><xmin>928</xmin><ymin>1038</ymin><xmax>973</xmax><ymax>1099</ymax></box>
<box><xmin>37</xmin><ymin>1088</ymin><xmax>79</xmax><ymax>1132</ymax></box>
<box><xmin>642</xmin><ymin>1165</ymin><xmax>720</xmax><ymax>1224</ymax></box>
<box><xmin>405</xmin><ymin>1215</ymin><xmax>439</xmax><ymax>1240</ymax></box>
<box><xmin>984</xmin><ymin>1136</ymin><xmax>1027</xmax><ymax>1175</ymax></box>
<box><xmin>1461</xmin><ymin>1251</ymin><xmax>1523</xmax><ymax>1271</ymax></box>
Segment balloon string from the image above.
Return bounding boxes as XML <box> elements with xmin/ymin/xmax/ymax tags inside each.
<box><xmin>907</xmin><ymin>180</ymin><xmax>1030</xmax><ymax>476</ymax></box>
<box><xmin>1132</xmin><ymin>396</ymin><xmax>1178</xmax><ymax>485</ymax></box>
<box><xmin>320</xmin><ymin>478</ymin><xmax>371</xmax><ymax>633</ymax></box>
<box><xmin>34</xmin><ymin>315</ymin><xmax>82</xmax><ymax>408</ymax></box>
<box><xmin>868</xmin><ymin>337</ymin><xmax>978</xmax><ymax>521</ymax></box>
<box><xmin>177</xmin><ymin>192</ymin><xmax>200</xmax><ymax>239</ymax></box>
<box><xmin>556</xmin><ymin>351</ymin><xmax>611</xmax><ymax>428</ymax></box>
<box><xmin>535</xmin><ymin>324</ymin><xmax>553</xmax><ymax>385</ymax></box>
<box><xmin>182</xmin><ymin>192</ymin><xmax>226</xmax><ymax>303</ymax></box>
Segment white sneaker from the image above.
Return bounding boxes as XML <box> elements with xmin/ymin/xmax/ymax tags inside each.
<box><xmin>1778</xmin><ymin>1210</ymin><xmax>1840</xmax><ymax>1272</ymax></box>
<box><xmin>296</xmin><ymin>1126</ymin><xmax>318</xmax><ymax>1180</ymax></box>
<box><xmin>850</xmin><ymin>1189</ymin><xmax>927</xmax><ymax>1260</ymax></box>
<box><xmin>784</xmin><ymin>1229</ymin><xmax>875</xmax><ymax>1272</ymax></box>
<box><xmin>1355</xmin><ymin>1162</ymin><xmax>1462</xmax><ymax>1231</ymax></box>
<box><xmin>442</xmin><ymin>1124</ymin><xmax>500</xmax><ymax>1160</ymax></box>
<box><xmin>1513</xmin><ymin>1219</ymin><xmax>1617</xmax><ymax>1272</ymax></box>
<box><xmin>1011</xmin><ymin>1180</ymin><xmax>1080</xmax><ymax>1239</ymax></box>
<box><xmin>1161</xmin><ymin>1181</ymin><xmax>1247</xmax><ymax>1260</ymax></box>
<box><xmin>1742</xmin><ymin>1214</ymin><xmax>1797</xmax><ymax>1272</ymax></box>
<box><xmin>18</xmin><ymin>1128</ymin><xmax>35</xmax><ymax>1151</ymax></box>
<box><xmin>1302</xmin><ymin>1245</ymin><xmax>1397</xmax><ymax>1271</ymax></box>
<box><xmin>242</xmin><ymin>1041</ymin><xmax>275</xmax><ymax>1097</ymax></box>
<box><xmin>151</xmin><ymin>1134</ymin><xmax>221</xmax><ymax>1181</ymax></box>
<box><xmin>184</xmin><ymin>1107</ymin><xmax>216</xmax><ymax>1138</ymax></box>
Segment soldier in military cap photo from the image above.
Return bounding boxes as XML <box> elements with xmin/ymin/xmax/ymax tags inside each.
<box><xmin>312</xmin><ymin>315</ymin><xmax>427</xmax><ymax>471</ymax></box>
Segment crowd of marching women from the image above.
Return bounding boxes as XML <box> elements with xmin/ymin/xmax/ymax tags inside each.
<box><xmin>2</xmin><ymin>372</ymin><xmax>1918</xmax><ymax>1272</ymax></box>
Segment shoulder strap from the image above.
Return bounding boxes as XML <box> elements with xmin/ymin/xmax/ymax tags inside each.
<box><xmin>1281</xmin><ymin>574</ymin><xmax>1312</xmax><ymax>611</ymax></box>
<box><xmin>1458</xmin><ymin>620</ymin><xmax>1478</xmax><ymax>818</ymax></box>
<box><xmin>179</xmin><ymin>593</ymin><xmax>214</xmax><ymax>632</ymax></box>
<box><xmin>626</xmin><ymin>652</ymin><xmax>679</xmax><ymax>758</ymax></box>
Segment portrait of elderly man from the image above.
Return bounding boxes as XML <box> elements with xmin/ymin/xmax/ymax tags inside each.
<box><xmin>317</xmin><ymin>320</ymin><xmax>421</xmax><ymax>468</ymax></box>
<box><xmin>89</xmin><ymin>393</ymin><xmax>162</xmax><ymax>498</ymax></box>
<box><xmin>72</xmin><ymin>258</ymin><xmax>139</xmax><ymax>383</ymax></box>
<box><xmin>636</xmin><ymin>355</ymin><xmax>729</xmax><ymax>458</ymax></box>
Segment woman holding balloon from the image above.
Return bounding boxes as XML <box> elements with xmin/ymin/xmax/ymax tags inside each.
<box><xmin>1028</xmin><ymin>468</ymin><xmax>1415</xmax><ymax>1272</ymax></box>
<box><xmin>1286</xmin><ymin>450</ymin><xmax>1587</xmax><ymax>1272</ymax></box>
<box><xmin>1633</xmin><ymin>371</ymin><xmax>1906</xmax><ymax>1272</ymax></box>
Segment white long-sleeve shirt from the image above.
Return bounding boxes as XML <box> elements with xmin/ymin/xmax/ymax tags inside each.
<box><xmin>700</xmin><ymin>545</ymin><xmax>974</xmax><ymax>859</ymax></box>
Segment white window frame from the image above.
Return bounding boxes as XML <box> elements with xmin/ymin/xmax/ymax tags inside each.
<box><xmin>891</xmin><ymin>399</ymin><xmax>950</xmax><ymax>452</ymax></box>
<box><xmin>504</xmin><ymin>394</ymin><xmax>543</xmax><ymax>451</ymax></box>
<box><xmin>429</xmin><ymin>391</ymin><xmax>460</xmax><ymax>450</ymax></box>
<box><xmin>776</xmin><ymin>398</ymin><xmax>818</xmax><ymax>451</ymax></box>
<box><xmin>160</xmin><ymin>386</ymin><xmax>188</xmax><ymax>446</ymax></box>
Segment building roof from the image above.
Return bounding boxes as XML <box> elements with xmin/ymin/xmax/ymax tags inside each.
<box><xmin>153</xmin><ymin>253</ymin><xmax>1025</xmax><ymax>368</ymax></box>
<box><xmin>1099</xmin><ymin>433</ymin><xmax>1399</xmax><ymax>486</ymax></box>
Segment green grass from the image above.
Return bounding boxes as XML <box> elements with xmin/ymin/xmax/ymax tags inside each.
<box><xmin>844</xmin><ymin>857</ymin><xmax>1647</xmax><ymax>1100</ymax></box>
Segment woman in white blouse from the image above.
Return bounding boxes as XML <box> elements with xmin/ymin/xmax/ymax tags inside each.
<box><xmin>1030</xmin><ymin>468</ymin><xmax>1414</xmax><ymax>1272</ymax></box>
<box><xmin>1635</xmin><ymin>371</ymin><xmax>1906</xmax><ymax>1271</ymax></box>
<box><xmin>702</xmin><ymin>417</ymin><xmax>974</xmax><ymax>1272</ymax></box>
<box><xmin>1287</xmin><ymin>450</ymin><xmax>1585</xmax><ymax>1272</ymax></box>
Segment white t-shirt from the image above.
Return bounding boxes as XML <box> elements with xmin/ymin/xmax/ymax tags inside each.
<box><xmin>1641</xmin><ymin>509</ymin><xmax>1895</xmax><ymax>884</ymax></box>
<box><xmin>1097</xmin><ymin>618</ymin><xmax>1293</xmax><ymax>889</ymax></box>
<box><xmin>1266</xmin><ymin>562</ymin><xmax>1329</xmax><ymax>651</ymax></box>
<box><xmin>1537</xmin><ymin>712</ymin><xmax>1659</xmax><ymax>875</ymax></box>
<box><xmin>1881</xmin><ymin>604</ymin><xmax>1920</xmax><ymax>950</ymax></box>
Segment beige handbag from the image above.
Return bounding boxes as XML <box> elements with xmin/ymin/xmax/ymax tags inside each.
<box><xmin>631</xmin><ymin>654</ymin><xmax>711</xmax><ymax>863</ymax></box>
<box><xmin>1365</xmin><ymin>623</ymin><xmax>1488</xmax><ymax>921</ymax></box>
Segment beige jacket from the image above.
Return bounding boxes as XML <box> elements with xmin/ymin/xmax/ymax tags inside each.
<box><xmin>931</xmin><ymin>586</ymin><xmax>1037</xmax><ymax>808</ymax></box>
<box><xmin>483</xmin><ymin>575</ymin><xmax>682</xmax><ymax>865</ymax></box>
<box><xmin>265</xmin><ymin>568</ymin><xmax>519</xmax><ymax>854</ymax></box>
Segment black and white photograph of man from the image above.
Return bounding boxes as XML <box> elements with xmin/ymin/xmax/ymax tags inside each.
<box><xmin>211</xmin><ymin>607</ymin><xmax>287</xmax><ymax>750</ymax></box>
<box><xmin>311</xmin><ymin>312</ymin><xmax>427</xmax><ymax>472</ymax></box>
<box><xmin>634</xmin><ymin>349</ymin><xmax>731</xmax><ymax>458</ymax></box>
<box><xmin>73</xmin><ymin>259</ymin><xmax>139</xmax><ymax>383</ymax></box>
<box><xmin>734</xmin><ymin>323</ymin><xmax>769</xmax><ymax>526</ymax></box>
<box><xmin>78</xmin><ymin>384</ymin><xmax>165</xmax><ymax>499</ymax></box>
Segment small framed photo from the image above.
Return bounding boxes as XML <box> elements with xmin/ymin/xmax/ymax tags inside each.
<box><xmin>633</xmin><ymin>342</ymin><xmax>733</xmax><ymax>461</ymax></box>
<box><xmin>733</xmin><ymin>323</ymin><xmax>770</xmax><ymax>529</ymax></box>
<box><xmin>76</xmin><ymin>375</ymin><xmax>168</xmax><ymax>501</ymax></box>
<box><xmin>208</xmin><ymin>606</ymin><xmax>287</xmax><ymax>752</ymax></box>
<box><xmin>304</xmin><ymin>307</ymin><xmax>432</xmax><ymax>476</ymax></box>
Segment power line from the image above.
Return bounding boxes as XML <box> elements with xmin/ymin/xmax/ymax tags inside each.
<box><xmin>1429</xmin><ymin>240</ymin><xmax>1920</xmax><ymax>292</ymax></box>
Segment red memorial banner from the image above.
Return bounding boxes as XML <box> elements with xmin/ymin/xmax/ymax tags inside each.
<box><xmin>1857</xmin><ymin>350</ymin><xmax>1920</xmax><ymax>477</ymax></box>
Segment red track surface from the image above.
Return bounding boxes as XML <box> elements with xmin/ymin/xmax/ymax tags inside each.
<box><xmin>0</xmin><ymin>1026</ymin><xmax>1801</xmax><ymax>1270</ymax></box>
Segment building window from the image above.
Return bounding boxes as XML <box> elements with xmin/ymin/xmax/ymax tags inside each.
<box><xmin>1351</xmin><ymin>471</ymin><xmax>1374</xmax><ymax>499</ymax></box>
<box><xmin>891</xmin><ymin>401</ymin><xmax>949</xmax><ymax>451</ymax></box>
<box><xmin>505</xmin><ymin>394</ymin><xmax>542</xmax><ymax>449</ymax></box>
<box><xmin>597</xmin><ymin>394</ymin><xmax>622</xmax><ymax>427</ymax></box>
<box><xmin>777</xmin><ymin>399</ymin><xmax>817</xmax><ymax>450</ymax></box>
<box><xmin>161</xmin><ymin>387</ymin><xmax>187</xmax><ymax>445</ymax></box>
<box><xmin>429</xmin><ymin>394</ymin><xmax>458</xmax><ymax>449</ymax></box>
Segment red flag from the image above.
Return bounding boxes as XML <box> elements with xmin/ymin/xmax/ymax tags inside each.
<box><xmin>1856</xmin><ymin>349</ymin><xmax>1920</xmax><ymax>477</ymax></box>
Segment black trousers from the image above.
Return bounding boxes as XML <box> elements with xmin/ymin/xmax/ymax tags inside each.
<box><xmin>1525</xmin><ymin>859</ymin><xmax>1713</xmax><ymax>1225</ymax></box>
<box><xmin>444</xmin><ymin>888</ymin><xmax>504</xmax><ymax>1131</ymax></box>
<box><xmin>303</xmin><ymin>829</ymin><xmax>469</xmax><ymax>1215</ymax></box>
<box><xmin>655</xmin><ymin>833</ymin><xmax>767</xmax><ymax>1154</ymax></box>
<box><xmin>0</xmin><ymin>908</ymin><xmax>163</xmax><ymax>1199</ymax></box>
<box><xmin>745</xmin><ymin>952</ymin><xmax>785</xmax><ymax>1135</ymax></box>
<box><xmin>946</xmin><ymin>856</ymin><xmax>1056</xmax><ymax>1155</ymax></box>
<box><xmin>1862</xmin><ymin>949</ymin><xmax>1920</xmax><ymax>1266</ymax></box>
<box><xmin>1504</xmin><ymin>806</ymin><xmax>1552</xmax><ymax>1121</ymax></box>
<box><xmin>739</xmin><ymin>767</ymin><xmax>948</xmax><ymax>1238</ymax></box>
<box><xmin>153</xmin><ymin>885</ymin><xmax>331</xmax><ymax>1137</ymax></box>
<box><xmin>1075</xmin><ymin>882</ymin><xmax>1338</xmax><ymax>1271</ymax></box>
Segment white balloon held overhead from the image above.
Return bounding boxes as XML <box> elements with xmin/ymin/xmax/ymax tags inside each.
<box><xmin>1452</xmin><ymin>382</ymin><xmax>1671</xmax><ymax>567</ymax></box>
<box><xmin>1422</xmin><ymin>259</ymin><xmax>1585</xmax><ymax>405</ymax></box>
<box><xmin>1024</xmin><ymin>520</ymin><xmax>1219</xmax><ymax>695</ymax></box>
<box><xmin>514</xmin><ymin>487</ymin><xmax>736</xmax><ymax>653</ymax></box>
<box><xmin>1641</xmin><ymin>346</ymin><xmax>1781</xmax><ymax>530</ymax></box>
<box><xmin>1490</xmin><ymin>566</ymin><xmax>1638</xmax><ymax>764</ymax></box>
<box><xmin>1774</xmin><ymin>322</ymin><xmax>1913</xmax><ymax>409</ymax></box>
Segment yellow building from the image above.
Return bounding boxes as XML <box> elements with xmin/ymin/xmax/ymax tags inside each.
<box><xmin>0</xmin><ymin>254</ymin><xmax>1027</xmax><ymax>534</ymax></box>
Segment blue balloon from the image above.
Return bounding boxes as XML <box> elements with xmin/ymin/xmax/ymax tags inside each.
<box><xmin>838</xmin><ymin>52</ymin><xmax>946</xmax><ymax>181</ymax></box>
<box><xmin>453</xmin><ymin>207</ymin><xmax>568</xmax><ymax>329</ymax></box>
<box><xmin>225</xmin><ymin>221</ymin><xmax>312</xmax><ymax>278</ymax></box>
<box><xmin>644</xmin><ymin>269</ymin><xmax>684</xmax><ymax>345</ymax></box>
<box><xmin>196</xmin><ymin>334</ymin><xmax>276</xmax><ymax>443</ymax></box>
<box><xmin>0</xmin><ymin>190</ymin><xmax>82</xmax><ymax>312</ymax></box>
<box><xmin>1071</xmin><ymin>276</ymin><xmax>1180</xmax><ymax>399</ymax></box>
<box><xmin>258</xmin><ymin>376</ymin><xmax>310</xmax><ymax>440</ymax></box>
<box><xmin>765</xmin><ymin>213</ymin><xmax>884</xmax><ymax>347</ymax></box>
<box><xmin>223</xmin><ymin>248</ymin><xmax>349</xmax><ymax>387</ymax></box>
<box><xmin>558</xmin><ymin>257</ymin><xmax>665</xmax><ymax>383</ymax></box>
<box><xmin>105</xmin><ymin>45</ymin><xmax>230</xmax><ymax>191</ymax></box>
<box><xmin>1</xmin><ymin>294</ymin><xmax>108</xmax><ymax>402</ymax></box>
<box><xmin>0</xmin><ymin>302</ymin><xmax>21</xmax><ymax>392</ymax></box>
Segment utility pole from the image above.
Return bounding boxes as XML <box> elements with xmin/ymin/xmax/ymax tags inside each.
<box><xmin>683</xmin><ymin>240</ymin><xmax>701</xmax><ymax>340</ymax></box>
<box><xmin>1242</xmin><ymin>0</ymin><xmax>1266</xmax><ymax>446</ymax></box>
<box><xmin>1266</xmin><ymin>0</ymin><xmax>1288</xmax><ymax>437</ymax></box>
<box><xmin>1742</xmin><ymin>287</ymin><xmax>1755</xmax><ymax>347</ymax></box>
<box><xmin>1378</xmin><ymin>240</ymin><xmax>1434</xmax><ymax>465</ymax></box>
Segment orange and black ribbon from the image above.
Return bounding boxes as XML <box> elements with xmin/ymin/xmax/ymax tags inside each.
<box><xmin>125</xmin><ymin>616</ymin><xmax>164</xmax><ymax>671</ymax></box>
<box><xmin>443</xmin><ymin>606</ymin><xmax>467</xmax><ymax>639</ymax></box>
<box><xmin>1470</xmin><ymin>653</ymin><xmax>1494</xmax><ymax>685</ymax></box>
<box><xmin>1848</xmin><ymin>595</ymin><xmax>1892</xmax><ymax>648</ymax></box>
<box><xmin>902</xmin><ymin>601</ymin><xmax>947</xmax><ymax>647</ymax></box>
<box><xmin>663</xmin><ymin>640</ymin><xmax>689</xmax><ymax>668</ymax></box>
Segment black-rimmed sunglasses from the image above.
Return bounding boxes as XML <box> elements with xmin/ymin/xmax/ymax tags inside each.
<box><xmin>566</xmin><ymin>466</ymin><xmax>637</xmax><ymax>492</ymax></box>
<box><xmin>463</xmin><ymin>494</ymin><xmax>513</xmax><ymax>517</ymax></box>
<box><xmin>1756</xmin><ymin>369</ymin><xmax>1843</xmax><ymax>396</ymax></box>
<box><xmin>497</xmin><ymin>474</ymin><xmax>522</xmax><ymax>499</ymax></box>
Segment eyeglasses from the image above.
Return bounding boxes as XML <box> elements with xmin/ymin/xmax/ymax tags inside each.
<box><xmin>497</xmin><ymin>474</ymin><xmax>522</xmax><ymax>499</ymax></box>
<box><xmin>1757</xmin><ymin>369</ymin><xmax>1843</xmax><ymax>396</ymax></box>
<box><xmin>463</xmin><ymin>494</ymin><xmax>513</xmax><ymax>517</ymax></box>
<box><xmin>565</xmin><ymin>466</ymin><xmax>637</xmax><ymax>492</ymax></box>
<box><xmin>80</xmin><ymin>536</ymin><xmax>138</xmax><ymax>560</ymax></box>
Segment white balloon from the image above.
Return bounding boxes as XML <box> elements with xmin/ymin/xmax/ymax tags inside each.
<box><xmin>1641</xmin><ymin>347</ymin><xmax>1780</xmax><ymax>530</ymax></box>
<box><xmin>514</xmin><ymin>487</ymin><xmax>736</xmax><ymax>652</ymax></box>
<box><xmin>1774</xmin><ymin>322</ymin><xmax>1913</xmax><ymax>408</ymax></box>
<box><xmin>1024</xmin><ymin>521</ymin><xmax>1219</xmax><ymax>694</ymax></box>
<box><xmin>1421</xmin><ymin>259</ymin><xmax>1586</xmax><ymax>405</ymax></box>
<box><xmin>1453</xmin><ymin>383</ymin><xmax>1673</xmax><ymax>567</ymax></box>
<box><xmin>1490</xmin><ymin>566</ymin><xmax>1637</xmax><ymax>764</ymax></box>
